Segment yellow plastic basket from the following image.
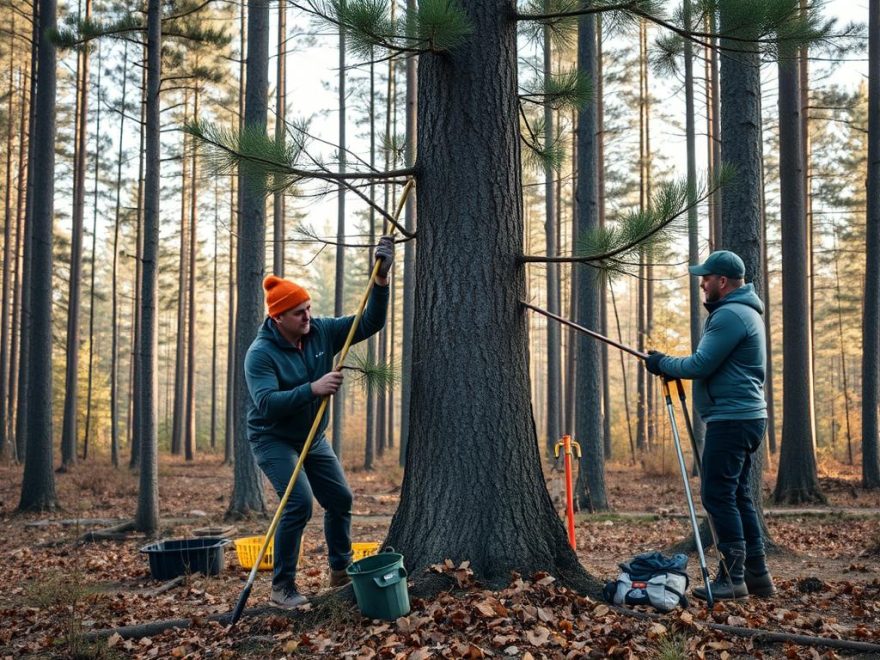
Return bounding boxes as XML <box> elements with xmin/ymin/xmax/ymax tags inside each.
<box><xmin>352</xmin><ymin>542</ymin><xmax>380</xmax><ymax>561</ymax></box>
<box><xmin>234</xmin><ymin>536</ymin><xmax>274</xmax><ymax>571</ymax></box>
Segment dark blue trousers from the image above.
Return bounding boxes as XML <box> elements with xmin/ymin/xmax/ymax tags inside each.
<box><xmin>700</xmin><ymin>419</ymin><xmax>767</xmax><ymax>557</ymax></box>
<box><xmin>251</xmin><ymin>435</ymin><xmax>353</xmax><ymax>590</ymax></box>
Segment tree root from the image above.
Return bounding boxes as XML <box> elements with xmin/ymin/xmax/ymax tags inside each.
<box><xmin>79</xmin><ymin>520</ymin><xmax>137</xmax><ymax>542</ymax></box>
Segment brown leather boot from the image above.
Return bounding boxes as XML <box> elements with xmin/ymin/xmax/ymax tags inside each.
<box><xmin>329</xmin><ymin>566</ymin><xmax>351</xmax><ymax>588</ymax></box>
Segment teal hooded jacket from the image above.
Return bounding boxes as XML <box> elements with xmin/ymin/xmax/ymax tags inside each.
<box><xmin>658</xmin><ymin>283</ymin><xmax>767</xmax><ymax>422</ymax></box>
<box><xmin>244</xmin><ymin>284</ymin><xmax>388</xmax><ymax>446</ymax></box>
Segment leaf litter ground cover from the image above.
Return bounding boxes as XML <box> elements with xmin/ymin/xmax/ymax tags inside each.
<box><xmin>0</xmin><ymin>456</ymin><xmax>878</xmax><ymax>658</ymax></box>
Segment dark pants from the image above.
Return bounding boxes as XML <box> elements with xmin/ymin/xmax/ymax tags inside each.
<box><xmin>701</xmin><ymin>419</ymin><xmax>766</xmax><ymax>558</ymax></box>
<box><xmin>251</xmin><ymin>435</ymin><xmax>353</xmax><ymax>590</ymax></box>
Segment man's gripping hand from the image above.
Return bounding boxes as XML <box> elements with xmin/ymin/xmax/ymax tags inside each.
<box><xmin>645</xmin><ymin>350</ymin><xmax>667</xmax><ymax>376</ymax></box>
<box><xmin>311</xmin><ymin>370</ymin><xmax>344</xmax><ymax>396</ymax></box>
<box><xmin>375</xmin><ymin>235</ymin><xmax>395</xmax><ymax>279</ymax></box>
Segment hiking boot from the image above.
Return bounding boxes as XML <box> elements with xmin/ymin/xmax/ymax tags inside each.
<box><xmin>693</xmin><ymin>543</ymin><xmax>748</xmax><ymax>601</ymax></box>
<box><xmin>329</xmin><ymin>566</ymin><xmax>351</xmax><ymax>588</ymax></box>
<box><xmin>270</xmin><ymin>586</ymin><xmax>309</xmax><ymax>610</ymax></box>
<box><xmin>744</xmin><ymin>555</ymin><xmax>776</xmax><ymax>597</ymax></box>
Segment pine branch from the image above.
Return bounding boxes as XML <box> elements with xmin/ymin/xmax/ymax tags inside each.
<box><xmin>519</xmin><ymin>165</ymin><xmax>734</xmax><ymax>266</ymax></box>
<box><xmin>185</xmin><ymin>119</ymin><xmax>417</xmax><ymax>187</ymax></box>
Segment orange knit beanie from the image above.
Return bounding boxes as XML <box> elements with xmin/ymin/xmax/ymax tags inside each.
<box><xmin>263</xmin><ymin>275</ymin><xmax>310</xmax><ymax>317</ymax></box>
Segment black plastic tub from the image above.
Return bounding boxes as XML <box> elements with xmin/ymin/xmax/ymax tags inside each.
<box><xmin>140</xmin><ymin>537</ymin><xmax>230</xmax><ymax>580</ymax></box>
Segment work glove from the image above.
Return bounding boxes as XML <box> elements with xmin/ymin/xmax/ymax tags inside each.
<box><xmin>374</xmin><ymin>235</ymin><xmax>395</xmax><ymax>278</ymax></box>
<box><xmin>645</xmin><ymin>350</ymin><xmax>667</xmax><ymax>376</ymax></box>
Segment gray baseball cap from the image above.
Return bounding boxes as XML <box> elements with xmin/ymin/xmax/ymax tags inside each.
<box><xmin>688</xmin><ymin>250</ymin><xmax>746</xmax><ymax>278</ymax></box>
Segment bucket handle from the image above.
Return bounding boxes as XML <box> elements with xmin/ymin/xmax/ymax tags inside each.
<box><xmin>372</xmin><ymin>565</ymin><xmax>407</xmax><ymax>588</ymax></box>
<box><xmin>381</xmin><ymin>545</ymin><xmax>396</xmax><ymax>554</ymax></box>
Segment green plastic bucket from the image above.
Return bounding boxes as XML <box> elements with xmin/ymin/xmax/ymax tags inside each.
<box><xmin>346</xmin><ymin>549</ymin><xmax>410</xmax><ymax>620</ymax></box>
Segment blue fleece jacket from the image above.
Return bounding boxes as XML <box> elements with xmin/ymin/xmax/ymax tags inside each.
<box><xmin>658</xmin><ymin>284</ymin><xmax>767</xmax><ymax>422</ymax></box>
<box><xmin>244</xmin><ymin>284</ymin><xmax>389</xmax><ymax>446</ymax></box>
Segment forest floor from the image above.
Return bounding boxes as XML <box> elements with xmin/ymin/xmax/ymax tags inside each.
<box><xmin>1</xmin><ymin>451</ymin><xmax>879</xmax><ymax>659</ymax></box>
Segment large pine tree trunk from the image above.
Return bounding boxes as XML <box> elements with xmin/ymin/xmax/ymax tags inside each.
<box><xmin>227</xmin><ymin>0</ymin><xmax>269</xmax><ymax>518</ymax></box>
<box><xmin>717</xmin><ymin>7</ymin><xmax>774</xmax><ymax>545</ymax></box>
<box><xmin>773</xmin><ymin>55</ymin><xmax>824</xmax><ymax>505</ymax></box>
<box><xmin>861</xmin><ymin>0</ymin><xmax>880</xmax><ymax>489</ymax></box>
<box><xmin>386</xmin><ymin>0</ymin><xmax>596</xmax><ymax>592</ymax></box>
<box><xmin>134</xmin><ymin>0</ymin><xmax>162</xmax><ymax>533</ymax></box>
<box><xmin>574</xmin><ymin>11</ymin><xmax>607</xmax><ymax>512</ymax></box>
<box><xmin>19</xmin><ymin>0</ymin><xmax>58</xmax><ymax>511</ymax></box>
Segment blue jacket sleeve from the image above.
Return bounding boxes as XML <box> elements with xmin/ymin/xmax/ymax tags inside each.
<box><xmin>659</xmin><ymin>309</ymin><xmax>747</xmax><ymax>380</ymax></box>
<box><xmin>325</xmin><ymin>283</ymin><xmax>390</xmax><ymax>354</ymax></box>
<box><xmin>244</xmin><ymin>347</ymin><xmax>316</xmax><ymax>419</ymax></box>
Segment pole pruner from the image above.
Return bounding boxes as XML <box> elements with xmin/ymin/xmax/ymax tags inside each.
<box><xmin>553</xmin><ymin>434</ymin><xmax>582</xmax><ymax>550</ymax></box>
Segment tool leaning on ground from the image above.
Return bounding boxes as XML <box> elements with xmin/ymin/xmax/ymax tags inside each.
<box><xmin>522</xmin><ymin>301</ymin><xmax>716</xmax><ymax>607</ymax></box>
<box><xmin>228</xmin><ymin>180</ymin><xmax>414</xmax><ymax>628</ymax></box>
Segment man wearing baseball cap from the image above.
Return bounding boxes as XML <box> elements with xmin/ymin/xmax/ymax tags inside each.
<box><xmin>244</xmin><ymin>236</ymin><xmax>395</xmax><ymax>609</ymax></box>
<box><xmin>644</xmin><ymin>250</ymin><xmax>774</xmax><ymax>601</ymax></box>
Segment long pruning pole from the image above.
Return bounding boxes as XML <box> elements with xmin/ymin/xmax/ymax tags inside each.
<box><xmin>229</xmin><ymin>179</ymin><xmax>415</xmax><ymax>627</ymax></box>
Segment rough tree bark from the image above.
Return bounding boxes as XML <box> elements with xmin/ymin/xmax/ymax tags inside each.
<box><xmin>574</xmin><ymin>9</ymin><xmax>607</xmax><ymax>512</ymax></box>
<box><xmin>226</xmin><ymin>0</ymin><xmax>269</xmax><ymax>518</ymax></box>
<box><xmin>773</xmin><ymin>53</ymin><xmax>824</xmax><ymax>505</ymax></box>
<box><xmin>385</xmin><ymin>0</ymin><xmax>598</xmax><ymax>592</ymax></box>
<box><xmin>18</xmin><ymin>0</ymin><xmax>58</xmax><ymax>511</ymax></box>
<box><xmin>134</xmin><ymin>0</ymin><xmax>162</xmax><ymax>533</ymax></box>
<box><xmin>861</xmin><ymin>0</ymin><xmax>880</xmax><ymax>489</ymax></box>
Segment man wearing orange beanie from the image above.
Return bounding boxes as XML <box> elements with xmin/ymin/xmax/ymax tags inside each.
<box><xmin>245</xmin><ymin>236</ymin><xmax>395</xmax><ymax>609</ymax></box>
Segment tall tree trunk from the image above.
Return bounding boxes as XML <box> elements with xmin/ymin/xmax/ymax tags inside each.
<box><xmin>227</xmin><ymin>0</ymin><xmax>269</xmax><ymax>518</ymax></box>
<box><xmin>574</xmin><ymin>9</ymin><xmax>607</xmax><ymax>512</ymax></box>
<box><xmin>8</xmin><ymin>64</ymin><xmax>30</xmax><ymax>464</ymax></box>
<box><xmin>760</xmin><ymin>152</ymin><xmax>777</xmax><ymax>454</ymax></box>
<box><xmin>833</xmin><ymin>236</ymin><xmax>854</xmax><ymax>465</ymax></box>
<box><xmin>386</xmin><ymin>0</ymin><xmax>594</xmax><ymax>592</ymax></box>
<box><xmin>211</xmin><ymin>180</ymin><xmax>219</xmax><ymax>451</ymax></box>
<box><xmin>365</xmin><ymin>59</ymin><xmax>376</xmax><ymax>471</ymax></box>
<box><xmin>683</xmin><ymin>0</ymin><xmax>706</xmax><ymax>465</ymax></box>
<box><xmin>399</xmin><ymin>0</ymin><xmax>417</xmax><ymax>466</ymax></box>
<box><xmin>129</xmin><ymin>54</ymin><xmax>146</xmax><ymax>470</ymax></box>
<box><xmin>171</xmin><ymin>89</ymin><xmax>190</xmax><ymax>457</ymax></box>
<box><xmin>273</xmin><ymin>0</ymin><xmax>286</xmax><ymax>276</ymax></box>
<box><xmin>861</xmin><ymin>0</ymin><xmax>880</xmax><ymax>488</ymax></box>
<box><xmin>543</xmin><ymin>11</ymin><xmax>561</xmax><ymax>456</ymax></box>
<box><xmin>83</xmin><ymin>43</ymin><xmax>102</xmax><ymax>460</ymax></box>
<box><xmin>708</xmin><ymin>10</ymin><xmax>722</xmax><ymax>249</ymax></box>
<box><xmin>718</xmin><ymin>4</ymin><xmax>773</xmax><ymax>546</ymax></box>
<box><xmin>185</xmin><ymin>87</ymin><xmax>199</xmax><ymax>462</ymax></box>
<box><xmin>15</xmin><ymin>0</ymin><xmax>39</xmax><ymax>466</ymax></box>
<box><xmin>134</xmin><ymin>0</ymin><xmax>162</xmax><ymax>533</ymax></box>
<box><xmin>597</xmin><ymin>19</ymin><xmax>610</xmax><ymax>459</ymax></box>
<box><xmin>773</xmin><ymin>53</ymin><xmax>824</xmax><ymax>505</ymax></box>
<box><xmin>111</xmin><ymin>42</ymin><xmax>129</xmax><ymax>468</ymax></box>
<box><xmin>635</xmin><ymin>19</ymin><xmax>648</xmax><ymax>453</ymax></box>
<box><xmin>0</xmin><ymin>24</ymin><xmax>16</xmax><ymax>458</ymax></box>
<box><xmin>332</xmin><ymin>7</ymin><xmax>347</xmax><ymax>457</ymax></box>
<box><xmin>60</xmin><ymin>0</ymin><xmax>92</xmax><ymax>469</ymax></box>
<box><xmin>19</xmin><ymin>0</ymin><xmax>58</xmax><ymax>511</ymax></box>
